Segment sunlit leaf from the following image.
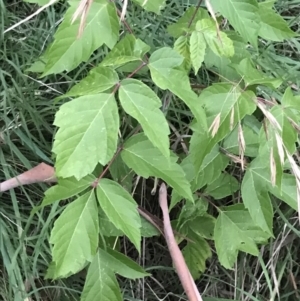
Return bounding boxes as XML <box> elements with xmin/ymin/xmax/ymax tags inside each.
<box><xmin>119</xmin><ymin>78</ymin><xmax>170</xmax><ymax>158</ymax></box>
<box><xmin>174</xmin><ymin>35</ymin><xmax>191</xmax><ymax>72</ymax></box>
<box><xmin>41</xmin><ymin>0</ymin><xmax>119</xmax><ymax>76</ymax></box>
<box><xmin>53</xmin><ymin>93</ymin><xmax>119</xmax><ymax>179</ymax></box>
<box><xmin>97</xmin><ymin>179</ymin><xmax>141</xmax><ymax>252</ymax></box>
<box><xmin>50</xmin><ymin>191</ymin><xmax>99</xmax><ymax>278</ymax></box>
<box><xmin>60</xmin><ymin>67</ymin><xmax>119</xmax><ymax>99</ymax></box>
<box><xmin>189</xmin><ymin>30</ymin><xmax>206</xmax><ymax>74</ymax></box>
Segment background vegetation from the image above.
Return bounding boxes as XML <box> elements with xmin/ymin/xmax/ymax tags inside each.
<box><xmin>1</xmin><ymin>0</ymin><xmax>300</xmax><ymax>300</ymax></box>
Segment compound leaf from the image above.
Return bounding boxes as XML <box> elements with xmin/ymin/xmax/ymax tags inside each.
<box><xmin>53</xmin><ymin>93</ymin><xmax>119</xmax><ymax>179</ymax></box>
<box><xmin>41</xmin><ymin>0</ymin><xmax>119</xmax><ymax>76</ymax></box>
<box><xmin>119</xmin><ymin>79</ymin><xmax>170</xmax><ymax>158</ymax></box>
<box><xmin>50</xmin><ymin>191</ymin><xmax>99</xmax><ymax>278</ymax></box>
<box><xmin>121</xmin><ymin>133</ymin><xmax>193</xmax><ymax>201</ymax></box>
<box><xmin>97</xmin><ymin>179</ymin><xmax>141</xmax><ymax>252</ymax></box>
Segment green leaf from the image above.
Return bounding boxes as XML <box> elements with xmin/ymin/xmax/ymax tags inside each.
<box><xmin>190</xmin><ymin>84</ymin><xmax>256</xmax><ymax>181</ymax></box>
<box><xmin>167</xmin><ymin>7</ymin><xmax>209</xmax><ymax>38</ymax></box>
<box><xmin>170</xmin><ymin>155</ymin><xmax>197</xmax><ymax>209</ymax></box>
<box><xmin>140</xmin><ymin>217</ymin><xmax>160</xmax><ymax>237</ymax></box>
<box><xmin>182</xmin><ymin>232</ymin><xmax>212</xmax><ymax>279</ymax></box>
<box><xmin>53</xmin><ymin>93</ymin><xmax>119</xmax><ymax>179</ymax></box>
<box><xmin>210</xmin><ymin>0</ymin><xmax>260</xmax><ymax>47</ymax></box>
<box><xmin>41</xmin><ymin>0</ymin><xmax>119</xmax><ymax>76</ymax></box>
<box><xmin>241</xmin><ymin>159</ymin><xmax>274</xmax><ymax>235</ymax></box>
<box><xmin>270</xmin><ymin>105</ymin><xmax>297</xmax><ymax>154</ymax></box>
<box><xmin>37</xmin><ymin>175</ymin><xmax>95</xmax><ymax>208</ymax></box>
<box><xmin>81</xmin><ymin>250</ymin><xmax>122</xmax><ymax>301</ymax></box>
<box><xmin>205</xmin><ymin>173</ymin><xmax>239</xmax><ymax>200</ymax></box>
<box><xmin>101</xmin><ymin>34</ymin><xmax>150</xmax><ymax>69</ymax></box>
<box><xmin>189</xmin><ymin>31</ymin><xmax>206</xmax><ymax>74</ymax></box>
<box><xmin>50</xmin><ymin>191</ymin><xmax>99</xmax><ymax>278</ymax></box>
<box><xmin>258</xmin><ymin>2</ymin><xmax>295</xmax><ymax>42</ymax></box>
<box><xmin>194</xmin><ymin>146</ymin><xmax>230</xmax><ymax>190</ymax></box>
<box><xmin>100</xmin><ymin>248</ymin><xmax>149</xmax><ymax>279</ymax></box>
<box><xmin>132</xmin><ymin>0</ymin><xmax>166</xmax><ymax>14</ymax></box>
<box><xmin>26</xmin><ymin>59</ymin><xmax>46</xmax><ymax>73</ymax></box>
<box><xmin>226</xmin><ymin>31</ymin><xmax>251</xmax><ymax>63</ymax></box>
<box><xmin>149</xmin><ymin>47</ymin><xmax>207</xmax><ymax>126</ymax></box>
<box><xmin>232</xmin><ymin>58</ymin><xmax>282</xmax><ymax>88</ymax></box>
<box><xmin>174</xmin><ymin>35</ymin><xmax>191</xmax><ymax>72</ymax></box>
<box><xmin>119</xmin><ymin>79</ymin><xmax>170</xmax><ymax>158</ymax></box>
<box><xmin>178</xmin><ymin>198</ymin><xmax>208</xmax><ymax>227</ymax></box>
<box><xmin>196</xmin><ymin>19</ymin><xmax>234</xmax><ymax>58</ymax></box>
<box><xmin>214</xmin><ymin>208</ymin><xmax>267</xmax><ymax>269</ymax></box>
<box><xmin>223</xmin><ymin>123</ymin><xmax>259</xmax><ymax>157</ymax></box>
<box><xmin>258</xmin><ymin>114</ymin><xmax>286</xmax><ymax>189</ymax></box>
<box><xmin>281</xmin><ymin>87</ymin><xmax>300</xmax><ymax>111</ymax></box>
<box><xmin>109</xmin><ymin>155</ymin><xmax>133</xmax><ymax>193</ymax></box>
<box><xmin>181</xmin><ymin>214</ymin><xmax>216</xmax><ymax>240</ymax></box>
<box><xmin>96</xmin><ymin>179</ymin><xmax>141</xmax><ymax>252</ymax></box>
<box><xmin>24</xmin><ymin>0</ymin><xmax>57</xmax><ymax>4</ymax></box>
<box><xmin>98</xmin><ymin>208</ymin><xmax>124</xmax><ymax>237</ymax></box>
<box><xmin>269</xmin><ymin>173</ymin><xmax>298</xmax><ymax>211</ymax></box>
<box><xmin>59</xmin><ymin>67</ymin><xmax>119</xmax><ymax>99</ymax></box>
<box><xmin>121</xmin><ymin>133</ymin><xmax>193</xmax><ymax>202</ymax></box>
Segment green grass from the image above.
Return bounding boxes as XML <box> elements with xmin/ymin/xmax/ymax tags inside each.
<box><xmin>0</xmin><ymin>0</ymin><xmax>300</xmax><ymax>300</ymax></box>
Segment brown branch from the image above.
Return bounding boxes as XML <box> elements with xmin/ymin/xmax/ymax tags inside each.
<box><xmin>159</xmin><ymin>183</ymin><xmax>203</xmax><ymax>301</ymax></box>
